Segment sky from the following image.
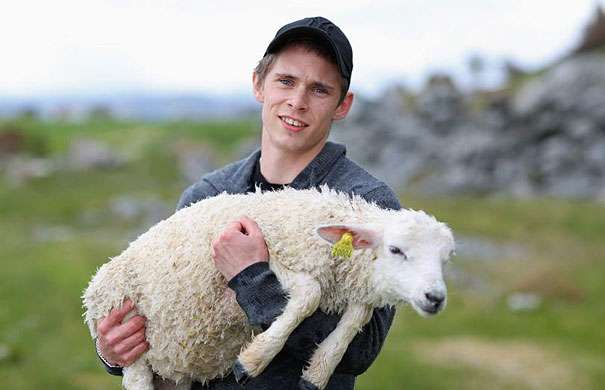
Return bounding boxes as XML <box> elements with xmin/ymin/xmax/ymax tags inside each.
<box><xmin>1</xmin><ymin>0</ymin><xmax>604</xmax><ymax>98</ymax></box>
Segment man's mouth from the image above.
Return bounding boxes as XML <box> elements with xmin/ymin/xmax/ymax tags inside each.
<box><xmin>279</xmin><ymin>115</ymin><xmax>308</xmax><ymax>130</ymax></box>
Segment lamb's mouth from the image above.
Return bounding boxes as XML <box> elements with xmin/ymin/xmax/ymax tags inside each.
<box><xmin>412</xmin><ymin>300</ymin><xmax>445</xmax><ymax>317</ymax></box>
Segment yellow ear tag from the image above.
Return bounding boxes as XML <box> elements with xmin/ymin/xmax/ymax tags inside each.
<box><xmin>332</xmin><ymin>232</ymin><xmax>354</xmax><ymax>259</ymax></box>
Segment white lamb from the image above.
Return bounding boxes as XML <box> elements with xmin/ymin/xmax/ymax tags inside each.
<box><xmin>83</xmin><ymin>186</ymin><xmax>455</xmax><ymax>390</ymax></box>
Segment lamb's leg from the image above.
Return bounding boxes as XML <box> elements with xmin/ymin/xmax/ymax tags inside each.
<box><xmin>122</xmin><ymin>359</ymin><xmax>153</xmax><ymax>390</ymax></box>
<box><xmin>234</xmin><ymin>272</ymin><xmax>321</xmax><ymax>382</ymax></box>
<box><xmin>299</xmin><ymin>303</ymin><xmax>373</xmax><ymax>390</ymax></box>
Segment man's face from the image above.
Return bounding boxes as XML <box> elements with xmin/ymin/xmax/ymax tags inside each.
<box><xmin>253</xmin><ymin>44</ymin><xmax>353</xmax><ymax>155</ymax></box>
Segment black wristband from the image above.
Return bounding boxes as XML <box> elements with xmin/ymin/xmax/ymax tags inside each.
<box><xmin>95</xmin><ymin>338</ymin><xmax>124</xmax><ymax>376</ymax></box>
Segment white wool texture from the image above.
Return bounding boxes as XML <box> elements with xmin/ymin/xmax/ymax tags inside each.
<box><xmin>82</xmin><ymin>187</ymin><xmax>402</xmax><ymax>384</ymax></box>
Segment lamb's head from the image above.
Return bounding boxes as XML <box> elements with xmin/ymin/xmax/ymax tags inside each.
<box><xmin>317</xmin><ymin>210</ymin><xmax>455</xmax><ymax>317</ymax></box>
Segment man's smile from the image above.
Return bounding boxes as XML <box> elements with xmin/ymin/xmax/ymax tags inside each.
<box><xmin>279</xmin><ymin>115</ymin><xmax>309</xmax><ymax>132</ymax></box>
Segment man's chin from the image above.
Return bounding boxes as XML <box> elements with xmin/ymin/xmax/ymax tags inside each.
<box><xmin>269</xmin><ymin>137</ymin><xmax>323</xmax><ymax>155</ymax></box>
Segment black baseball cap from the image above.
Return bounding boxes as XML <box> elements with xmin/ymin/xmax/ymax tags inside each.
<box><xmin>264</xmin><ymin>16</ymin><xmax>353</xmax><ymax>87</ymax></box>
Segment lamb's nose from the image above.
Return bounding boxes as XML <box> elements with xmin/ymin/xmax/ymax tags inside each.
<box><xmin>425</xmin><ymin>292</ymin><xmax>445</xmax><ymax>306</ymax></box>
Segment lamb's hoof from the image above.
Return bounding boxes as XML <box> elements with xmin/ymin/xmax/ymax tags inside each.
<box><xmin>298</xmin><ymin>378</ymin><xmax>319</xmax><ymax>390</ymax></box>
<box><xmin>232</xmin><ymin>360</ymin><xmax>251</xmax><ymax>384</ymax></box>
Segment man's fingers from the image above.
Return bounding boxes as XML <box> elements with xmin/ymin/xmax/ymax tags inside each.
<box><xmin>115</xmin><ymin>299</ymin><xmax>135</xmax><ymax>318</ymax></box>
<box><xmin>225</xmin><ymin>221</ymin><xmax>244</xmax><ymax>234</ymax></box>
<box><xmin>104</xmin><ymin>315</ymin><xmax>146</xmax><ymax>347</ymax></box>
<box><xmin>97</xmin><ymin>299</ymin><xmax>135</xmax><ymax>335</ymax></box>
<box><xmin>216</xmin><ymin>221</ymin><xmax>244</xmax><ymax>242</ymax></box>
<box><xmin>114</xmin><ymin>328</ymin><xmax>146</xmax><ymax>355</ymax></box>
<box><xmin>238</xmin><ymin>216</ymin><xmax>262</xmax><ymax>236</ymax></box>
<box><xmin>121</xmin><ymin>341</ymin><xmax>150</xmax><ymax>367</ymax></box>
<box><xmin>106</xmin><ymin>299</ymin><xmax>134</xmax><ymax>327</ymax></box>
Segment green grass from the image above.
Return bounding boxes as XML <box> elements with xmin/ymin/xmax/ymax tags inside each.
<box><xmin>1</xmin><ymin>119</ymin><xmax>604</xmax><ymax>389</ymax></box>
<box><xmin>1</xmin><ymin>117</ymin><xmax>259</xmax><ymax>157</ymax></box>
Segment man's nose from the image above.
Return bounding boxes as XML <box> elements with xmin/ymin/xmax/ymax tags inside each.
<box><xmin>287</xmin><ymin>88</ymin><xmax>308</xmax><ymax>111</ymax></box>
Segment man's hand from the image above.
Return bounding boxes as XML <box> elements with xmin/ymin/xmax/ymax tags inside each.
<box><xmin>96</xmin><ymin>299</ymin><xmax>149</xmax><ymax>367</ymax></box>
<box><xmin>212</xmin><ymin>216</ymin><xmax>269</xmax><ymax>281</ymax></box>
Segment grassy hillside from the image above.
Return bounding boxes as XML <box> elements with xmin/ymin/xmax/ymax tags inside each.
<box><xmin>0</xmin><ymin>119</ymin><xmax>603</xmax><ymax>389</ymax></box>
<box><xmin>358</xmin><ymin>195</ymin><xmax>605</xmax><ymax>389</ymax></box>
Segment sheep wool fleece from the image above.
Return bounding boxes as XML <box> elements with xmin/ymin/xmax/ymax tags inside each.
<box><xmin>96</xmin><ymin>142</ymin><xmax>401</xmax><ymax>389</ymax></box>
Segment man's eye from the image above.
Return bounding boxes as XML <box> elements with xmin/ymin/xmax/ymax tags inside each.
<box><xmin>313</xmin><ymin>87</ymin><xmax>328</xmax><ymax>95</ymax></box>
<box><xmin>279</xmin><ymin>79</ymin><xmax>293</xmax><ymax>86</ymax></box>
<box><xmin>389</xmin><ymin>246</ymin><xmax>408</xmax><ymax>259</ymax></box>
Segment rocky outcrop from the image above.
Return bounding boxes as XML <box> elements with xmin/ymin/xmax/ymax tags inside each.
<box><xmin>67</xmin><ymin>138</ymin><xmax>126</xmax><ymax>171</ymax></box>
<box><xmin>332</xmin><ymin>54</ymin><xmax>605</xmax><ymax>199</ymax></box>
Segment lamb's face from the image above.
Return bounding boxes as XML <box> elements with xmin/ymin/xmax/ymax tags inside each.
<box><xmin>316</xmin><ymin>211</ymin><xmax>455</xmax><ymax>316</ymax></box>
<box><xmin>372</xmin><ymin>212</ymin><xmax>455</xmax><ymax>316</ymax></box>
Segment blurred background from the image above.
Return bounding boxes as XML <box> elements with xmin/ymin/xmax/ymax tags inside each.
<box><xmin>1</xmin><ymin>1</ymin><xmax>604</xmax><ymax>389</ymax></box>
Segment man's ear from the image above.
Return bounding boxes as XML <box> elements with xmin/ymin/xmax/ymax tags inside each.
<box><xmin>332</xmin><ymin>91</ymin><xmax>354</xmax><ymax>121</ymax></box>
<box><xmin>252</xmin><ymin>72</ymin><xmax>264</xmax><ymax>103</ymax></box>
<box><xmin>316</xmin><ymin>223</ymin><xmax>381</xmax><ymax>249</ymax></box>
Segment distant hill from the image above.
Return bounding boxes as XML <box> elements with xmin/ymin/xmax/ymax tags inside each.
<box><xmin>0</xmin><ymin>91</ymin><xmax>258</xmax><ymax>121</ymax></box>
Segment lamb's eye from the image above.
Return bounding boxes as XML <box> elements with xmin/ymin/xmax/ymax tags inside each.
<box><xmin>389</xmin><ymin>246</ymin><xmax>407</xmax><ymax>259</ymax></box>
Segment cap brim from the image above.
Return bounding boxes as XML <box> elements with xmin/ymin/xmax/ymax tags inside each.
<box><xmin>264</xmin><ymin>26</ymin><xmax>348</xmax><ymax>81</ymax></box>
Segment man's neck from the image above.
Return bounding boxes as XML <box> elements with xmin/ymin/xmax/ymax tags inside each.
<box><xmin>259</xmin><ymin>139</ymin><xmax>327</xmax><ymax>184</ymax></box>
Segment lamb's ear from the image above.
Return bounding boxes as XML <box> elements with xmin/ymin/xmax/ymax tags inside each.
<box><xmin>315</xmin><ymin>224</ymin><xmax>381</xmax><ymax>249</ymax></box>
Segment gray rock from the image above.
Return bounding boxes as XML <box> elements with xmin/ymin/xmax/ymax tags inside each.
<box><xmin>31</xmin><ymin>225</ymin><xmax>75</xmax><ymax>242</ymax></box>
<box><xmin>513</xmin><ymin>54</ymin><xmax>605</xmax><ymax>120</ymax></box>
<box><xmin>172</xmin><ymin>142</ymin><xmax>219</xmax><ymax>184</ymax></box>
<box><xmin>507</xmin><ymin>293</ymin><xmax>542</xmax><ymax>312</ymax></box>
<box><xmin>454</xmin><ymin>235</ymin><xmax>526</xmax><ymax>261</ymax></box>
<box><xmin>67</xmin><ymin>138</ymin><xmax>125</xmax><ymax>170</ymax></box>
<box><xmin>335</xmin><ymin>53</ymin><xmax>605</xmax><ymax>199</ymax></box>
<box><xmin>109</xmin><ymin>196</ymin><xmax>172</xmax><ymax>227</ymax></box>
<box><xmin>416</xmin><ymin>74</ymin><xmax>467</xmax><ymax>132</ymax></box>
<box><xmin>0</xmin><ymin>344</ymin><xmax>15</xmax><ymax>363</ymax></box>
<box><xmin>3</xmin><ymin>156</ymin><xmax>55</xmax><ymax>186</ymax></box>
<box><xmin>444</xmin><ymin>265</ymin><xmax>494</xmax><ymax>295</ymax></box>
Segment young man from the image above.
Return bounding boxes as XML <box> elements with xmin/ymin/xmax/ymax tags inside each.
<box><xmin>95</xmin><ymin>16</ymin><xmax>400</xmax><ymax>389</ymax></box>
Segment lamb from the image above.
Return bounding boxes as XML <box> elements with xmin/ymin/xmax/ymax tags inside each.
<box><xmin>83</xmin><ymin>186</ymin><xmax>455</xmax><ymax>390</ymax></box>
